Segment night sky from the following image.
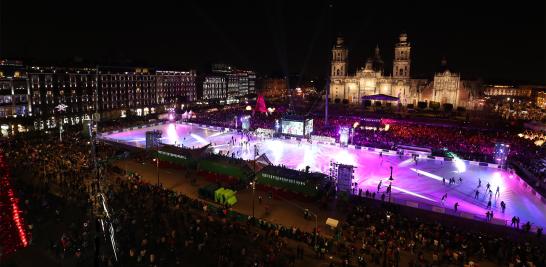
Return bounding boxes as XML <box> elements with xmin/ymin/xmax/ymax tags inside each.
<box><xmin>1</xmin><ymin>1</ymin><xmax>545</xmax><ymax>84</ymax></box>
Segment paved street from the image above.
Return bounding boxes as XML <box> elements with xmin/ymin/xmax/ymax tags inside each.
<box><xmin>114</xmin><ymin>159</ymin><xmax>345</xmax><ymax>236</ymax></box>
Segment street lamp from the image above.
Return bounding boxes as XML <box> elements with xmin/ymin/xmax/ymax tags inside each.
<box><xmin>389</xmin><ymin>166</ymin><xmax>393</xmax><ymax>181</ymax></box>
<box><xmin>352</xmin><ymin>122</ymin><xmax>359</xmax><ymax>144</ymax></box>
<box><xmin>55</xmin><ymin>104</ymin><xmax>68</xmax><ymax>142</ymax></box>
<box><xmin>251</xmin><ymin>144</ymin><xmax>258</xmax><ymax>217</ymax></box>
<box><xmin>155</xmin><ymin>138</ymin><xmax>160</xmax><ymax>186</ymax></box>
<box><xmin>388</xmin><ymin>166</ymin><xmax>394</xmax><ymax>203</ymax></box>
<box><xmin>250</xmin><ymin>181</ymin><xmax>256</xmax><ymax>217</ymax></box>
<box><xmin>306</xmin><ymin>209</ymin><xmax>319</xmax><ymax>248</ymax></box>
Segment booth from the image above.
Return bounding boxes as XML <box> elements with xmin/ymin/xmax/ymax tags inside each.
<box><xmin>214</xmin><ymin>187</ymin><xmax>238</xmax><ymax>206</ymax></box>
<box><xmin>339</xmin><ymin>127</ymin><xmax>350</xmax><ymax>147</ymax></box>
<box><xmin>145</xmin><ymin>130</ymin><xmax>162</xmax><ymax>150</ymax></box>
<box><xmin>325</xmin><ymin>218</ymin><xmax>339</xmax><ymax>228</ymax></box>
<box><xmin>257</xmin><ymin>165</ymin><xmax>326</xmax><ymax>197</ymax></box>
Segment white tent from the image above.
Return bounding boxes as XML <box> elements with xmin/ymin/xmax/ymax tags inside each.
<box><xmin>325</xmin><ymin>218</ymin><xmax>339</xmax><ymax>228</ymax></box>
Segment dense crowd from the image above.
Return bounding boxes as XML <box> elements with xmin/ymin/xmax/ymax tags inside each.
<box><xmin>344</xmin><ymin>196</ymin><xmax>545</xmax><ymax>267</ymax></box>
<box><xmin>1</xmin><ymin>114</ymin><xmax>545</xmax><ymax>266</ymax></box>
<box><xmin>0</xmin><ymin>130</ymin><xmax>326</xmax><ymax>266</ymax></box>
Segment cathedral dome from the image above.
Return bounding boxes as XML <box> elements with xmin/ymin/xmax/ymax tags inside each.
<box><xmin>437</xmin><ymin>57</ymin><xmax>451</xmax><ymax>73</ymax></box>
<box><xmin>370</xmin><ymin>45</ymin><xmax>384</xmax><ymax>73</ymax></box>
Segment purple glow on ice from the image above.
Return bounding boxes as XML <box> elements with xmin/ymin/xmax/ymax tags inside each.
<box><xmin>102</xmin><ymin>123</ymin><xmax>546</xmax><ymax>229</ymax></box>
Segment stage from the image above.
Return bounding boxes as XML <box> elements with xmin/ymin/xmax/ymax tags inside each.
<box><xmin>101</xmin><ymin>122</ymin><xmax>546</xmax><ymax>230</ymax></box>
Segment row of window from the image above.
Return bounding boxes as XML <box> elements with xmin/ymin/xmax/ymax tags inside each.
<box><xmin>0</xmin><ymin>95</ymin><xmax>27</xmax><ymax>104</ymax></box>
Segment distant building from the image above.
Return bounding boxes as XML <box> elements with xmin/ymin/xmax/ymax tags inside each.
<box><xmin>259</xmin><ymin>77</ymin><xmax>288</xmax><ymax>98</ymax></box>
<box><xmin>483</xmin><ymin>85</ymin><xmax>533</xmax><ymax>98</ymax></box>
<box><xmin>0</xmin><ymin>61</ymin><xmax>196</xmax><ymax>131</ymax></box>
<box><xmin>0</xmin><ymin>60</ymin><xmax>30</xmax><ymax>118</ymax></box>
<box><xmin>329</xmin><ymin>34</ymin><xmax>481</xmax><ymax>109</ymax></box>
<box><xmin>202</xmin><ymin>76</ymin><xmax>227</xmax><ymax>101</ymax></box>
<box><xmin>201</xmin><ymin>64</ymin><xmax>256</xmax><ymax>103</ymax></box>
<box><xmin>537</xmin><ymin>91</ymin><xmax>546</xmax><ymax>109</ymax></box>
<box><xmin>431</xmin><ymin>59</ymin><xmax>461</xmax><ymax>106</ymax></box>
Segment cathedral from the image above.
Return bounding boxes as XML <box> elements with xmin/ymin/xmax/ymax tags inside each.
<box><xmin>330</xmin><ymin>34</ymin><xmax>480</xmax><ymax>109</ymax></box>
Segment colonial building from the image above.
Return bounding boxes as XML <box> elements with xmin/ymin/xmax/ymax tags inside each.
<box><xmin>330</xmin><ymin>34</ymin><xmax>480</xmax><ymax>109</ymax></box>
<box><xmin>202</xmin><ymin>76</ymin><xmax>227</xmax><ymax>101</ymax></box>
<box><xmin>0</xmin><ymin>60</ymin><xmax>30</xmax><ymax>118</ymax></box>
<box><xmin>431</xmin><ymin>59</ymin><xmax>461</xmax><ymax>106</ymax></box>
<box><xmin>0</xmin><ymin>61</ymin><xmax>196</xmax><ymax>132</ymax></box>
<box><xmin>201</xmin><ymin>64</ymin><xmax>256</xmax><ymax>103</ymax></box>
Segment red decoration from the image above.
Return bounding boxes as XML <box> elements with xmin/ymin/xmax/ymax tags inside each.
<box><xmin>255</xmin><ymin>95</ymin><xmax>268</xmax><ymax>113</ymax></box>
<box><xmin>0</xmin><ymin>152</ymin><xmax>29</xmax><ymax>257</ymax></box>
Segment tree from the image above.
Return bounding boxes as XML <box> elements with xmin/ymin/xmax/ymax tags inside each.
<box><xmin>429</xmin><ymin>101</ymin><xmax>440</xmax><ymax>111</ymax></box>
<box><xmin>334</xmin><ymin>98</ymin><xmax>341</xmax><ymax>104</ymax></box>
<box><xmin>342</xmin><ymin>99</ymin><xmax>349</xmax><ymax>105</ymax></box>
<box><xmin>443</xmin><ymin>103</ymin><xmax>454</xmax><ymax>112</ymax></box>
<box><xmin>363</xmin><ymin>100</ymin><xmax>372</xmax><ymax>107</ymax></box>
<box><xmin>375</xmin><ymin>101</ymin><xmax>382</xmax><ymax>107</ymax></box>
<box><xmin>417</xmin><ymin>101</ymin><xmax>427</xmax><ymax>110</ymax></box>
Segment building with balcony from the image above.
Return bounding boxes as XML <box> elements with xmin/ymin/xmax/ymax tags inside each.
<box><xmin>0</xmin><ymin>61</ymin><xmax>196</xmax><ymax>133</ymax></box>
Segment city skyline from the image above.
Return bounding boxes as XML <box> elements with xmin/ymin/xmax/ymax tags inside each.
<box><xmin>0</xmin><ymin>1</ymin><xmax>545</xmax><ymax>84</ymax></box>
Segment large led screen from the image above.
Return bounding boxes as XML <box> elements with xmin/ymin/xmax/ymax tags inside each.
<box><xmin>281</xmin><ymin>120</ymin><xmax>304</xmax><ymax>136</ymax></box>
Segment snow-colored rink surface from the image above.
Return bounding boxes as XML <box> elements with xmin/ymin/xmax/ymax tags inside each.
<box><xmin>102</xmin><ymin>123</ymin><xmax>546</xmax><ymax>229</ymax></box>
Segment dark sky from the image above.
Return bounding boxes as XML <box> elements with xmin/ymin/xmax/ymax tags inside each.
<box><xmin>1</xmin><ymin>0</ymin><xmax>545</xmax><ymax>84</ymax></box>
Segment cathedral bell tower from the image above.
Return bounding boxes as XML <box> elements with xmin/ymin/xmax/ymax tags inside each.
<box><xmin>393</xmin><ymin>33</ymin><xmax>411</xmax><ymax>79</ymax></box>
<box><xmin>331</xmin><ymin>37</ymin><xmax>348</xmax><ymax>78</ymax></box>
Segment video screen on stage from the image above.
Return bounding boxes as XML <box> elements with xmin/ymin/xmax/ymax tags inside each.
<box><xmin>305</xmin><ymin>119</ymin><xmax>313</xmax><ymax>135</ymax></box>
<box><xmin>281</xmin><ymin>120</ymin><xmax>304</xmax><ymax>136</ymax></box>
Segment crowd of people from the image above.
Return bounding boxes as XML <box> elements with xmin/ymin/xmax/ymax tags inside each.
<box><xmin>344</xmin><ymin>196</ymin><xmax>545</xmax><ymax>267</ymax></box>
<box><xmin>0</xmin><ymin>128</ymin><xmax>336</xmax><ymax>266</ymax></box>
<box><xmin>1</xmin><ymin>111</ymin><xmax>545</xmax><ymax>266</ymax></box>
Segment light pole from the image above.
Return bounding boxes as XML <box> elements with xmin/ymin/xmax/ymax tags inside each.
<box><xmin>352</xmin><ymin>122</ymin><xmax>359</xmax><ymax>144</ymax></box>
<box><xmin>156</xmin><ymin>142</ymin><xmax>160</xmax><ymax>186</ymax></box>
<box><xmin>389</xmin><ymin>166</ymin><xmax>393</xmax><ymax>181</ymax></box>
<box><xmin>252</xmin><ymin>144</ymin><xmax>258</xmax><ymax>217</ymax></box>
<box><xmin>55</xmin><ymin>104</ymin><xmax>68</xmax><ymax>142</ymax></box>
<box><xmin>251</xmin><ymin>181</ymin><xmax>256</xmax><ymax>217</ymax></box>
<box><xmin>388</xmin><ymin>166</ymin><xmax>394</xmax><ymax>203</ymax></box>
<box><xmin>312</xmin><ymin>212</ymin><xmax>318</xmax><ymax>249</ymax></box>
<box><xmin>388</xmin><ymin>182</ymin><xmax>393</xmax><ymax>203</ymax></box>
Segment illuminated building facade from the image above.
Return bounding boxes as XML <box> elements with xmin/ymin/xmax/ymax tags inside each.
<box><xmin>0</xmin><ymin>61</ymin><xmax>196</xmax><ymax>131</ymax></box>
<box><xmin>483</xmin><ymin>85</ymin><xmax>532</xmax><ymax>98</ymax></box>
<box><xmin>259</xmin><ymin>78</ymin><xmax>288</xmax><ymax>98</ymax></box>
<box><xmin>537</xmin><ymin>91</ymin><xmax>546</xmax><ymax>109</ymax></box>
<box><xmin>202</xmin><ymin>64</ymin><xmax>256</xmax><ymax>103</ymax></box>
<box><xmin>202</xmin><ymin>76</ymin><xmax>227</xmax><ymax>101</ymax></box>
<box><xmin>330</xmin><ymin>34</ymin><xmax>480</xmax><ymax>109</ymax></box>
<box><xmin>0</xmin><ymin>60</ymin><xmax>30</xmax><ymax>118</ymax></box>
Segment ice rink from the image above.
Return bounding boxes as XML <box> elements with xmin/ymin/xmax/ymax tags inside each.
<box><xmin>103</xmin><ymin>122</ymin><xmax>546</xmax><ymax>229</ymax></box>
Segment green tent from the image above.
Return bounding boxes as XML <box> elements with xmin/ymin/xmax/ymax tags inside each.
<box><xmin>226</xmin><ymin>195</ymin><xmax>237</xmax><ymax>206</ymax></box>
<box><xmin>214</xmin><ymin>187</ymin><xmax>237</xmax><ymax>205</ymax></box>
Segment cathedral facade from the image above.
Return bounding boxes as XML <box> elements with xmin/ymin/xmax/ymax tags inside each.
<box><xmin>330</xmin><ymin>34</ymin><xmax>480</xmax><ymax>109</ymax></box>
